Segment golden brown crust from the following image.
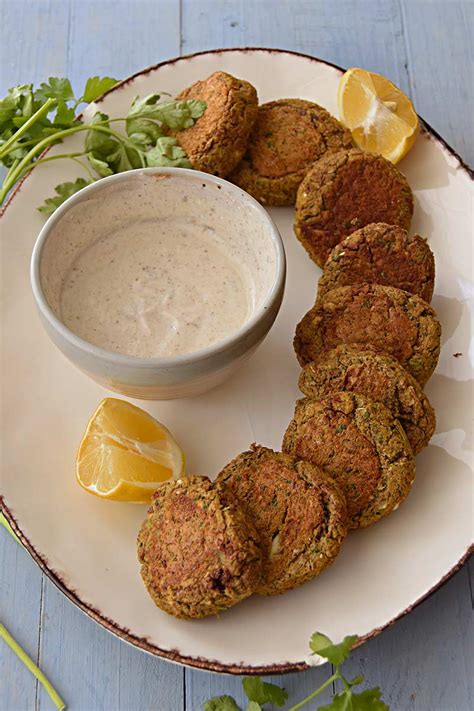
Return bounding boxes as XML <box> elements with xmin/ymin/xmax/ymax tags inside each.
<box><xmin>298</xmin><ymin>345</ymin><xmax>436</xmax><ymax>454</ymax></box>
<box><xmin>137</xmin><ymin>475</ymin><xmax>262</xmax><ymax>618</ymax></box>
<box><xmin>294</xmin><ymin>149</ymin><xmax>414</xmax><ymax>266</ymax></box>
<box><xmin>317</xmin><ymin>223</ymin><xmax>435</xmax><ymax>303</ymax></box>
<box><xmin>230</xmin><ymin>99</ymin><xmax>352</xmax><ymax>206</ymax></box>
<box><xmin>217</xmin><ymin>445</ymin><xmax>347</xmax><ymax>595</ymax></box>
<box><xmin>294</xmin><ymin>284</ymin><xmax>441</xmax><ymax>385</ymax></box>
<box><xmin>173</xmin><ymin>72</ymin><xmax>258</xmax><ymax>177</ymax></box>
<box><xmin>282</xmin><ymin>393</ymin><xmax>416</xmax><ymax>528</ymax></box>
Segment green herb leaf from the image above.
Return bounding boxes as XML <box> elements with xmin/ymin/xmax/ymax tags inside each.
<box><xmin>310</xmin><ymin>633</ymin><xmax>359</xmax><ymax>666</ymax></box>
<box><xmin>54</xmin><ymin>101</ymin><xmax>76</xmax><ymax>126</ymax></box>
<box><xmin>37</xmin><ymin>178</ymin><xmax>90</xmax><ymax>216</ymax></box>
<box><xmin>319</xmin><ymin>687</ymin><xmax>389</xmax><ymax>710</ymax></box>
<box><xmin>149</xmin><ymin>98</ymin><xmax>206</xmax><ymax>130</ymax></box>
<box><xmin>126</xmin><ymin>116</ymin><xmax>163</xmax><ymax>148</ymax></box>
<box><xmin>127</xmin><ymin>94</ymin><xmax>206</xmax><ymax>130</ymax></box>
<box><xmin>106</xmin><ymin>142</ymin><xmax>140</xmax><ymax>172</ymax></box>
<box><xmin>127</xmin><ymin>93</ymin><xmax>162</xmax><ymax>117</ymax></box>
<box><xmin>203</xmin><ymin>695</ymin><xmax>241</xmax><ymax>711</ymax></box>
<box><xmin>245</xmin><ymin>703</ymin><xmax>263</xmax><ymax>711</ymax></box>
<box><xmin>0</xmin><ymin>85</ymin><xmax>36</xmax><ymax>132</ymax></box>
<box><xmin>87</xmin><ymin>153</ymin><xmax>114</xmax><ymax>178</ymax></box>
<box><xmin>242</xmin><ymin>677</ymin><xmax>287</xmax><ymax>707</ymax></box>
<box><xmin>0</xmin><ymin>94</ymin><xmax>18</xmax><ymax>130</ymax></box>
<box><xmin>82</xmin><ymin>76</ymin><xmax>119</xmax><ymax>103</ymax></box>
<box><xmin>146</xmin><ymin>137</ymin><xmax>192</xmax><ymax>168</ymax></box>
<box><xmin>84</xmin><ymin>112</ymin><xmax>116</xmax><ymax>157</ymax></box>
<box><xmin>35</xmin><ymin>78</ymin><xmax>74</xmax><ymax>103</ymax></box>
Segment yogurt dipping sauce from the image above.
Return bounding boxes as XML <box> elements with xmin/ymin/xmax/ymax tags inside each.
<box><xmin>40</xmin><ymin>173</ymin><xmax>278</xmax><ymax>359</ymax></box>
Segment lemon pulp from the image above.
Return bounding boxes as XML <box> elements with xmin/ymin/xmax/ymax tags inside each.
<box><xmin>76</xmin><ymin>398</ymin><xmax>185</xmax><ymax>503</ymax></box>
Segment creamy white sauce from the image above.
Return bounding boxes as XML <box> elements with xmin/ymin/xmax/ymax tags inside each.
<box><xmin>59</xmin><ymin>216</ymin><xmax>249</xmax><ymax>357</ymax></box>
<box><xmin>40</xmin><ymin>174</ymin><xmax>277</xmax><ymax>358</ymax></box>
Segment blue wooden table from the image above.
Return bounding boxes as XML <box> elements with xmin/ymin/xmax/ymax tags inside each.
<box><xmin>0</xmin><ymin>1</ymin><xmax>472</xmax><ymax>709</ymax></box>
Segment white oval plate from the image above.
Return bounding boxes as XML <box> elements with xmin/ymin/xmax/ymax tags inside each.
<box><xmin>1</xmin><ymin>49</ymin><xmax>472</xmax><ymax>674</ymax></box>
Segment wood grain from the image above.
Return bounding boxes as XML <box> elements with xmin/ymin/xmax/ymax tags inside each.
<box><xmin>0</xmin><ymin>1</ymin><xmax>472</xmax><ymax>709</ymax></box>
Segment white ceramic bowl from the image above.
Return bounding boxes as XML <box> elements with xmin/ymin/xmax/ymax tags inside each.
<box><xmin>30</xmin><ymin>168</ymin><xmax>286</xmax><ymax>400</ymax></box>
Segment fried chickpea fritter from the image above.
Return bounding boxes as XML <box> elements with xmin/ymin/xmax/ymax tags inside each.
<box><xmin>137</xmin><ymin>476</ymin><xmax>262</xmax><ymax>618</ymax></box>
<box><xmin>173</xmin><ymin>71</ymin><xmax>258</xmax><ymax>177</ymax></box>
<box><xmin>217</xmin><ymin>445</ymin><xmax>347</xmax><ymax>595</ymax></box>
<box><xmin>283</xmin><ymin>393</ymin><xmax>416</xmax><ymax>528</ymax></box>
<box><xmin>317</xmin><ymin>223</ymin><xmax>435</xmax><ymax>302</ymax></box>
<box><xmin>230</xmin><ymin>99</ymin><xmax>352</xmax><ymax>205</ymax></box>
<box><xmin>294</xmin><ymin>284</ymin><xmax>441</xmax><ymax>385</ymax></box>
<box><xmin>294</xmin><ymin>149</ymin><xmax>414</xmax><ymax>266</ymax></box>
<box><xmin>299</xmin><ymin>345</ymin><xmax>436</xmax><ymax>454</ymax></box>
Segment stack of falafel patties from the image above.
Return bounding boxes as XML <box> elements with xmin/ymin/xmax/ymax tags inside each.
<box><xmin>137</xmin><ymin>71</ymin><xmax>442</xmax><ymax>620</ymax></box>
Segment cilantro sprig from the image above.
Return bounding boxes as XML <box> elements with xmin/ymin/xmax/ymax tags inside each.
<box><xmin>204</xmin><ymin>633</ymin><xmax>389</xmax><ymax>711</ymax></box>
<box><xmin>0</xmin><ymin>77</ymin><xmax>206</xmax><ymax>212</ymax></box>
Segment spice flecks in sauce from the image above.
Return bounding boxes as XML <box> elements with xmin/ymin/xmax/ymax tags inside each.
<box><xmin>40</xmin><ymin>174</ymin><xmax>277</xmax><ymax>359</ymax></box>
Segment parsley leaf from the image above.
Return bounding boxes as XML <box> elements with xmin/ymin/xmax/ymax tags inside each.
<box><xmin>203</xmin><ymin>695</ymin><xmax>241</xmax><ymax>711</ymax></box>
<box><xmin>242</xmin><ymin>677</ymin><xmax>287</xmax><ymax>707</ymax></box>
<box><xmin>319</xmin><ymin>687</ymin><xmax>389</xmax><ymax>710</ymax></box>
<box><xmin>245</xmin><ymin>703</ymin><xmax>262</xmax><ymax>711</ymax></box>
<box><xmin>126</xmin><ymin>94</ymin><xmax>206</xmax><ymax>130</ymax></box>
<box><xmin>37</xmin><ymin>178</ymin><xmax>90</xmax><ymax>215</ymax></box>
<box><xmin>146</xmin><ymin>137</ymin><xmax>192</xmax><ymax>168</ymax></box>
<box><xmin>84</xmin><ymin>112</ymin><xmax>116</xmax><ymax>157</ymax></box>
<box><xmin>149</xmin><ymin>98</ymin><xmax>206</xmax><ymax>130</ymax></box>
<box><xmin>126</xmin><ymin>116</ymin><xmax>163</xmax><ymax>149</ymax></box>
<box><xmin>127</xmin><ymin>93</ymin><xmax>162</xmax><ymax>117</ymax></box>
<box><xmin>87</xmin><ymin>153</ymin><xmax>114</xmax><ymax>178</ymax></box>
<box><xmin>310</xmin><ymin>633</ymin><xmax>359</xmax><ymax>665</ymax></box>
<box><xmin>82</xmin><ymin>76</ymin><xmax>119</xmax><ymax>103</ymax></box>
<box><xmin>54</xmin><ymin>101</ymin><xmax>76</xmax><ymax>126</ymax></box>
<box><xmin>35</xmin><ymin>78</ymin><xmax>74</xmax><ymax>103</ymax></box>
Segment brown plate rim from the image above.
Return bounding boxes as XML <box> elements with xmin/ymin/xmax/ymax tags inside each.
<box><xmin>1</xmin><ymin>47</ymin><xmax>473</xmax><ymax>674</ymax></box>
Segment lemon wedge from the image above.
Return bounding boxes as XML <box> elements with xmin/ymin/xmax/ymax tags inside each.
<box><xmin>76</xmin><ymin>398</ymin><xmax>185</xmax><ymax>503</ymax></box>
<box><xmin>338</xmin><ymin>67</ymin><xmax>419</xmax><ymax>163</ymax></box>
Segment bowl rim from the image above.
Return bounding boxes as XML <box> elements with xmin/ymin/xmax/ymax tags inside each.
<box><xmin>30</xmin><ymin>167</ymin><xmax>286</xmax><ymax>369</ymax></box>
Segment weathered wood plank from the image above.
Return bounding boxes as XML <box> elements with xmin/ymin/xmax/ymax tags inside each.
<box><xmin>400</xmin><ymin>0</ymin><xmax>473</xmax><ymax>165</ymax></box>
<box><xmin>37</xmin><ymin>578</ymin><xmax>184</xmax><ymax>711</ymax></box>
<box><xmin>0</xmin><ymin>0</ymin><xmax>70</xmax><ymax>93</ymax></box>
<box><xmin>0</xmin><ymin>530</ymin><xmax>43</xmax><ymax>711</ymax></box>
<box><xmin>65</xmin><ymin>0</ymin><xmax>181</xmax><ymax>92</ymax></box>
<box><xmin>181</xmin><ymin>0</ymin><xmax>411</xmax><ymax>92</ymax></box>
<box><xmin>343</xmin><ymin>565</ymin><xmax>473</xmax><ymax>711</ymax></box>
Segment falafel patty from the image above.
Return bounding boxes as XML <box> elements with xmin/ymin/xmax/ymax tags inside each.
<box><xmin>229</xmin><ymin>99</ymin><xmax>352</xmax><ymax>206</ymax></box>
<box><xmin>317</xmin><ymin>223</ymin><xmax>435</xmax><ymax>302</ymax></box>
<box><xmin>217</xmin><ymin>445</ymin><xmax>347</xmax><ymax>595</ymax></box>
<box><xmin>294</xmin><ymin>283</ymin><xmax>441</xmax><ymax>385</ymax></box>
<box><xmin>137</xmin><ymin>475</ymin><xmax>262</xmax><ymax>619</ymax></box>
<box><xmin>294</xmin><ymin>149</ymin><xmax>414</xmax><ymax>266</ymax></box>
<box><xmin>173</xmin><ymin>71</ymin><xmax>258</xmax><ymax>177</ymax></box>
<box><xmin>299</xmin><ymin>345</ymin><xmax>436</xmax><ymax>454</ymax></box>
<box><xmin>282</xmin><ymin>393</ymin><xmax>416</xmax><ymax>528</ymax></box>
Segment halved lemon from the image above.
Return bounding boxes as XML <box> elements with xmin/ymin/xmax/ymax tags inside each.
<box><xmin>338</xmin><ymin>67</ymin><xmax>419</xmax><ymax>164</ymax></box>
<box><xmin>76</xmin><ymin>398</ymin><xmax>185</xmax><ymax>503</ymax></box>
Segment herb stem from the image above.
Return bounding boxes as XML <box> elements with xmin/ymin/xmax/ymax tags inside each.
<box><xmin>0</xmin><ymin>123</ymin><xmax>143</xmax><ymax>204</ymax></box>
<box><xmin>288</xmin><ymin>671</ymin><xmax>338</xmax><ymax>710</ymax></box>
<box><xmin>0</xmin><ymin>623</ymin><xmax>66</xmax><ymax>710</ymax></box>
<box><xmin>15</xmin><ymin>151</ymin><xmax>86</xmax><ymax>177</ymax></box>
<box><xmin>0</xmin><ymin>98</ymin><xmax>57</xmax><ymax>159</ymax></box>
